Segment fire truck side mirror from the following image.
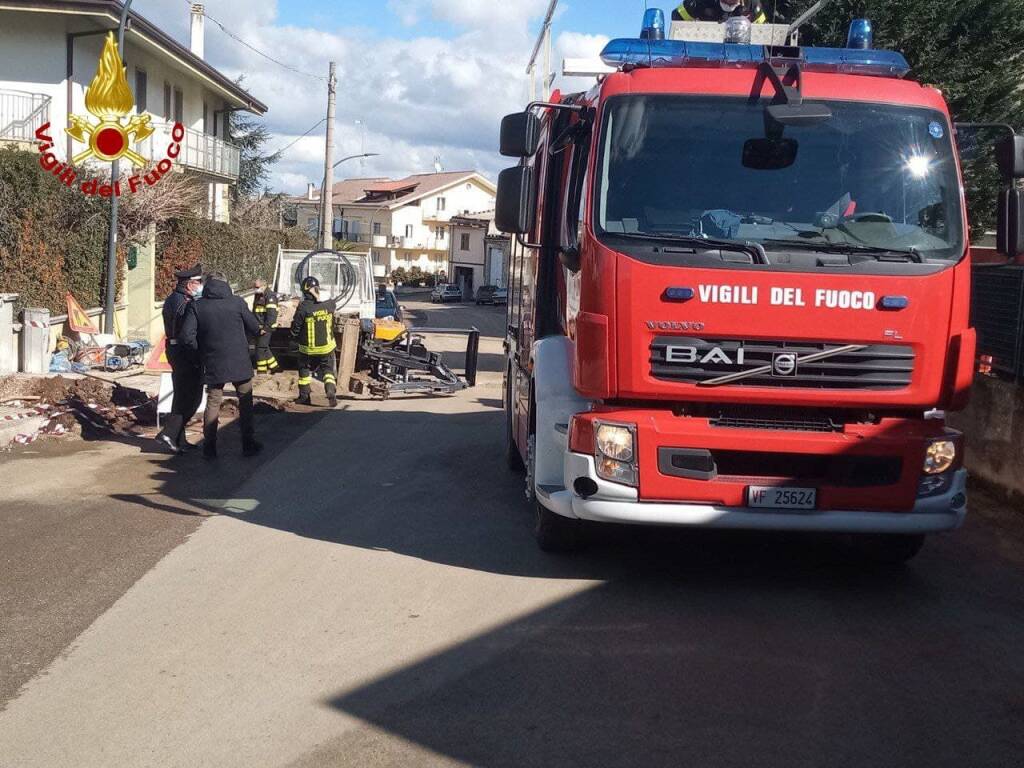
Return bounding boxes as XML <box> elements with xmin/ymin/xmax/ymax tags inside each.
<box><xmin>996</xmin><ymin>188</ymin><xmax>1024</xmax><ymax>260</ymax></box>
<box><xmin>996</xmin><ymin>135</ymin><xmax>1024</xmax><ymax>180</ymax></box>
<box><xmin>500</xmin><ymin>112</ymin><xmax>541</xmax><ymax>158</ymax></box>
<box><xmin>495</xmin><ymin>166</ymin><xmax>537</xmax><ymax>235</ymax></box>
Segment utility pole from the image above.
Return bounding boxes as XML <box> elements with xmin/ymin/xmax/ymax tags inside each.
<box><xmin>104</xmin><ymin>0</ymin><xmax>133</xmax><ymax>335</ymax></box>
<box><xmin>320</xmin><ymin>61</ymin><xmax>337</xmax><ymax>250</ymax></box>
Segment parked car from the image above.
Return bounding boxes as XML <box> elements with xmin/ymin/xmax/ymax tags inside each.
<box><xmin>431</xmin><ymin>284</ymin><xmax>463</xmax><ymax>303</ymax></box>
<box><xmin>375</xmin><ymin>289</ymin><xmax>404</xmax><ymax>322</ymax></box>
<box><xmin>475</xmin><ymin>285</ymin><xmax>508</xmax><ymax>305</ymax></box>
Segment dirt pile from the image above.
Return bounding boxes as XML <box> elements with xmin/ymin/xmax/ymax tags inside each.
<box><xmin>0</xmin><ymin>375</ymin><xmax>157</xmax><ymax>444</ymax></box>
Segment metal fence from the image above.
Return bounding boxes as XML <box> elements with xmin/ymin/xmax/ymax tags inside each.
<box><xmin>0</xmin><ymin>90</ymin><xmax>50</xmax><ymax>142</ymax></box>
<box><xmin>136</xmin><ymin>122</ymin><xmax>240</xmax><ymax>179</ymax></box>
<box><xmin>972</xmin><ymin>264</ymin><xmax>1024</xmax><ymax>382</ymax></box>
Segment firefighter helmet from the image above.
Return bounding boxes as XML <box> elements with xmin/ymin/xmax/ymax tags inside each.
<box><xmin>300</xmin><ymin>276</ymin><xmax>321</xmax><ymax>296</ymax></box>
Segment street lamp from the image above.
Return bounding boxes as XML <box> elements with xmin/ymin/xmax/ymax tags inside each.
<box><xmin>103</xmin><ymin>0</ymin><xmax>133</xmax><ymax>335</ymax></box>
<box><xmin>320</xmin><ymin>152</ymin><xmax>379</xmax><ymax>245</ymax></box>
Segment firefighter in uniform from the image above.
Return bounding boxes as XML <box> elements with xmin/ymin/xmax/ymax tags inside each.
<box><xmin>252</xmin><ymin>279</ymin><xmax>280</xmax><ymax>375</ymax></box>
<box><xmin>155</xmin><ymin>264</ymin><xmax>204</xmax><ymax>454</ymax></box>
<box><xmin>673</xmin><ymin>0</ymin><xmax>767</xmax><ymax>23</ymax></box>
<box><xmin>291</xmin><ymin>276</ymin><xmax>339</xmax><ymax>408</ymax></box>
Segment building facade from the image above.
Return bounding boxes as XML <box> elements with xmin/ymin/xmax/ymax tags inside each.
<box><xmin>289</xmin><ymin>172</ymin><xmax>497</xmax><ymax>278</ymax></box>
<box><xmin>447</xmin><ymin>211</ymin><xmax>509</xmax><ymax>299</ymax></box>
<box><xmin>0</xmin><ymin>0</ymin><xmax>267</xmax><ymax>222</ymax></box>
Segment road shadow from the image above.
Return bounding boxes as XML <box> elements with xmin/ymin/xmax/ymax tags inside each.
<box><xmin>123</xmin><ymin>399</ymin><xmax>1024</xmax><ymax>767</ymax></box>
<box><xmin>307</xmin><ymin>559</ymin><xmax>1024</xmax><ymax>768</ymax></box>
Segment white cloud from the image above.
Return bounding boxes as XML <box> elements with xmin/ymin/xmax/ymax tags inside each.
<box><xmin>137</xmin><ymin>0</ymin><xmax>602</xmax><ymax>193</ymax></box>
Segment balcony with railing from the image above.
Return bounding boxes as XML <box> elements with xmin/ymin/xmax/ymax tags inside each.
<box><xmin>135</xmin><ymin>122</ymin><xmax>240</xmax><ymax>181</ymax></box>
<box><xmin>0</xmin><ymin>90</ymin><xmax>51</xmax><ymax>143</ymax></box>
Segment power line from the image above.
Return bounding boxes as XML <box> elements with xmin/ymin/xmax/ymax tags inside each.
<box><xmin>182</xmin><ymin>0</ymin><xmax>326</xmax><ymax>82</ymax></box>
<box><xmin>268</xmin><ymin>117</ymin><xmax>328</xmax><ymax>158</ymax></box>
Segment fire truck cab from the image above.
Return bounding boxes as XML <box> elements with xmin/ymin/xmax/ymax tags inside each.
<box><xmin>497</xmin><ymin>11</ymin><xmax>1024</xmax><ymax>560</ymax></box>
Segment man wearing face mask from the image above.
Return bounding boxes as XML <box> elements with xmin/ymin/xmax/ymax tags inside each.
<box><xmin>673</xmin><ymin>0</ymin><xmax>767</xmax><ymax>23</ymax></box>
<box><xmin>156</xmin><ymin>264</ymin><xmax>205</xmax><ymax>454</ymax></box>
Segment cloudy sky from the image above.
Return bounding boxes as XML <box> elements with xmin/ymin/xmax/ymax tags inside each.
<box><xmin>136</xmin><ymin>0</ymin><xmax>653</xmax><ymax>193</ymax></box>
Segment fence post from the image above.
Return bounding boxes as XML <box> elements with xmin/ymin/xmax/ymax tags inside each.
<box><xmin>0</xmin><ymin>294</ymin><xmax>17</xmax><ymax>374</ymax></box>
<box><xmin>19</xmin><ymin>307</ymin><xmax>51</xmax><ymax>373</ymax></box>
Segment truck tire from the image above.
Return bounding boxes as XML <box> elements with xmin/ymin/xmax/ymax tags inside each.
<box><xmin>853</xmin><ymin>533</ymin><xmax>926</xmax><ymax>564</ymax></box>
<box><xmin>526</xmin><ymin>433</ymin><xmax>582</xmax><ymax>552</ymax></box>
<box><xmin>534</xmin><ymin>500</ymin><xmax>582</xmax><ymax>553</ymax></box>
<box><xmin>505</xmin><ymin>372</ymin><xmax>525</xmax><ymax>472</ymax></box>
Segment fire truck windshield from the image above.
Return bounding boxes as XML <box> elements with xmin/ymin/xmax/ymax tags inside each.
<box><xmin>595</xmin><ymin>95</ymin><xmax>965</xmax><ymax>270</ymax></box>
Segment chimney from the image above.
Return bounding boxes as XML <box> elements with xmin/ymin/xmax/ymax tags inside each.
<box><xmin>307</xmin><ymin>183</ymin><xmax>316</xmax><ymax>201</ymax></box>
<box><xmin>190</xmin><ymin>4</ymin><xmax>205</xmax><ymax>59</ymax></box>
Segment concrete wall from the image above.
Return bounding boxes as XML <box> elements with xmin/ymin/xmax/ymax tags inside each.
<box><xmin>949</xmin><ymin>376</ymin><xmax>1024</xmax><ymax>499</ymax></box>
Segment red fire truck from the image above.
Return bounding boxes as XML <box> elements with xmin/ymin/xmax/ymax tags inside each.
<box><xmin>496</xmin><ymin>12</ymin><xmax>1024</xmax><ymax>561</ymax></box>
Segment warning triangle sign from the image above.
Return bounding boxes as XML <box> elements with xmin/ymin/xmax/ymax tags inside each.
<box><xmin>66</xmin><ymin>292</ymin><xmax>100</xmax><ymax>334</ymax></box>
<box><xmin>146</xmin><ymin>335</ymin><xmax>173</xmax><ymax>371</ymax></box>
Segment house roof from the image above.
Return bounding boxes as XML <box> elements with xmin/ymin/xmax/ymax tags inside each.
<box><xmin>3</xmin><ymin>0</ymin><xmax>267</xmax><ymax>113</ymax></box>
<box><xmin>450</xmin><ymin>210</ymin><xmax>495</xmax><ymax>224</ymax></box>
<box><xmin>334</xmin><ymin>171</ymin><xmax>496</xmax><ymax>209</ymax></box>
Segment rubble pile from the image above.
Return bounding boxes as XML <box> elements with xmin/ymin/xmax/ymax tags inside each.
<box><xmin>0</xmin><ymin>376</ymin><xmax>157</xmax><ymax>447</ymax></box>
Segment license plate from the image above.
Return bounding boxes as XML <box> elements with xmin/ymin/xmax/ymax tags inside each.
<box><xmin>747</xmin><ymin>486</ymin><xmax>817</xmax><ymax>511</ymax></box>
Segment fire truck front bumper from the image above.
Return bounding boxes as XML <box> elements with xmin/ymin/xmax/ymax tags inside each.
<box><xmin>538</xmin><ymin>454</ymin><xmax>967</xmax><ymax>535</ymax></box>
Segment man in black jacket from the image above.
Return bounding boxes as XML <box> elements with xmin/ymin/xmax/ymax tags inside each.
<box><xmin>155</xmin><ymin>264</ymin><xmax>203</xmax><ymax>454</ymax></box>
<box><xmin>180</xmin><ymin>272</ymin><xmax>264</xmax><ymax>458</ymax></box>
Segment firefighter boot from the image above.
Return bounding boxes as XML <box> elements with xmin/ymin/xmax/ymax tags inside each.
<box><xmin>326</xmin><ymin>382</ymin><xmax>338</xmax><ymax>409</ymax></box>
<box><xmin>296</xmin><ymin>384</ymin><xmax>312</xmax><ymax>406</ymax></box>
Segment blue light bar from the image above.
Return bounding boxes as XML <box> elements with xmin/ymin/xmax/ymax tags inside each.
<box><xmin>847</xmin><ymin>19</ymin><xmax>874</xmax><ymax>50</ymax></box>
<box><xmin>641</xmin><ymin>8</ymin><xmax>666</xmax><ymax>41</ymax></box>
<box><xmin>599</xmin><ymin>38</ymin><xmax>911</xmax><ymax>78</ymax></box>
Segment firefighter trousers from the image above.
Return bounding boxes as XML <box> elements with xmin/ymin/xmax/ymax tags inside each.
<box><xmin>255</xmin><ymin>332</ymin><xmax>279</xmax><ymax>374</ymax></box>
<box><xmin>297</xmin><ymin>352</ymin><xmax>337</xmax><ymax>403</ymax></box>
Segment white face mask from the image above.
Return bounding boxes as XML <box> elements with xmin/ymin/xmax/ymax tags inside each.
<box><xmin>720</xmin><ymin>0</ymin><xmax>741</xmax><ymax>11</ymax></box>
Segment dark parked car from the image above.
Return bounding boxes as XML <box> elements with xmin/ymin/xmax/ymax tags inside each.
<box><xmin>475</xmin><ymin>285</ymin><xmax>508</xmax><ymax>305</ymax></box>
<box><xmin>375</xmin><ymin>289</ymin><xmax>404</xmax><ymax>322</ymax></box>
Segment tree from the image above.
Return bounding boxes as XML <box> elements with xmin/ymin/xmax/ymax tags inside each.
<box><xmin>229</xmin><ymin>108</ymin><xmax>281</xmax><ymax>202</ymax></box>
<box><xmin>777</xmin><ymin>0</ymin><xmax>1024</xmax><ymax>236</ymax></box>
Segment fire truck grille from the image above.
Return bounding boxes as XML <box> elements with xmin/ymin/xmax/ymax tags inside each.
<box><xmin>650</xmin><ymin>338</ymin><xmax>915</xmax><ymax>390</ymax></box>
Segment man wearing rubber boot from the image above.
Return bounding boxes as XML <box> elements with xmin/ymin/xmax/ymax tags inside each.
<box><xmin>291</xmin><ymin>275</ymin><xmax>340</xmax><ymax>408</ymax></box>
<box><xmin>155</xmin><ymin>264</ymin><xmax>204</xmax><ymax>454</ymax></box>
<box><xmin>252</xmin><ymin>279</ymin><xmax>280</xmax><ymax>375</ymax></box>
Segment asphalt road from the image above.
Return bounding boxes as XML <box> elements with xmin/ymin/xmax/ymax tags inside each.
<box><xmin>1</xmin><ymin>299</ymin><xmax>1022</xmax><ymax>768</ymax></box>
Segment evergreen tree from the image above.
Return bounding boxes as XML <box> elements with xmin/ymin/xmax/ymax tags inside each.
<box><xmin>229</xmin><ymin>109</ymin><xmax>281</xmax><ymax>202</ymax></box>
<box><xmin>774</xmin><ymin>0</ymin><xmax>1024</xmax><ymax>235</ymax></box>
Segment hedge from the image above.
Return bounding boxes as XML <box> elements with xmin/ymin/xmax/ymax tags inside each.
<box><xmin>155</xmin><ymin>218</ymin><xmax>314</xmax><ymax>299</ymax></box>
<box><xmin>0</xmin><ymin>147</ymin><xmax>120</xmax><ymax>315</ymax></box>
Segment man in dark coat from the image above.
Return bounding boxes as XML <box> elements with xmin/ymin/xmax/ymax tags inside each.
<box><xmin>156</xmin><ymin>264</ymin><xmax>203</xmax><ymax>454</ymax></box>
<box><xmin>180</xmin><ymin>272</ymin><xmax>264</xmax><ymax>458</ymax></box>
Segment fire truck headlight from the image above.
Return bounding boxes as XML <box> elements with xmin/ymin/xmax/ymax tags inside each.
<box><xmin>596</xmin><ymin>423</ymin><xmax>635</xmax><ymax>462</ymax></box>
<box><xmin>923</xmin><ymin>440</ymin><xmax>957</xmax><ymax>475</ymax></box>
<box><xmin>595</xmin><ymin>423</ymin><xmax>637</xmax><ymax>487</ymax></box>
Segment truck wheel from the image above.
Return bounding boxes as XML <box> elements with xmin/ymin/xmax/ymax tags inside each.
<box><xmin>526</xmin><ymin>434</ymin><xmax>582</xmax><ymax>552</ymax></box>
<box><xmin>853</xmin><ymin>534</ymin><xmax>926</xmax><ymax>564</ymax></box>
<box><xmin>505</xmin><ymin>373</ymin><xmax>525</xmax><ymax>472</ymax></box>
<box><xmin>534</xmin><ymin>500</ymin><xmax>582</xmax><ymax>553</ymax></box>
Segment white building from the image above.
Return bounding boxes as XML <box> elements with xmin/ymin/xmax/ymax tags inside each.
<box><xmin>0</xmin><ymin>0</ymin><xmax>267</xmax><ymax>222</ymax></box>
<box><xmin>447</xmin><ymin>211</ymin><xmax>509</xmax><ymax>299</ymax></box>
<box><xmin>289</xmin><ymin>171</ymin><xmax>497</xmax><ymax>278</ymax></box>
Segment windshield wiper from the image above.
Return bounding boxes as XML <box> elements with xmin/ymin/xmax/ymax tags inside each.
<box><xmin>610</xmin><ymin>231</ymin><xmax>769</xmax><ymax>264</ymax></box>
<box><xmin>762</xmin><ymin>239</ymin><xmax>923</xmax><ymax>263</ymax></box>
